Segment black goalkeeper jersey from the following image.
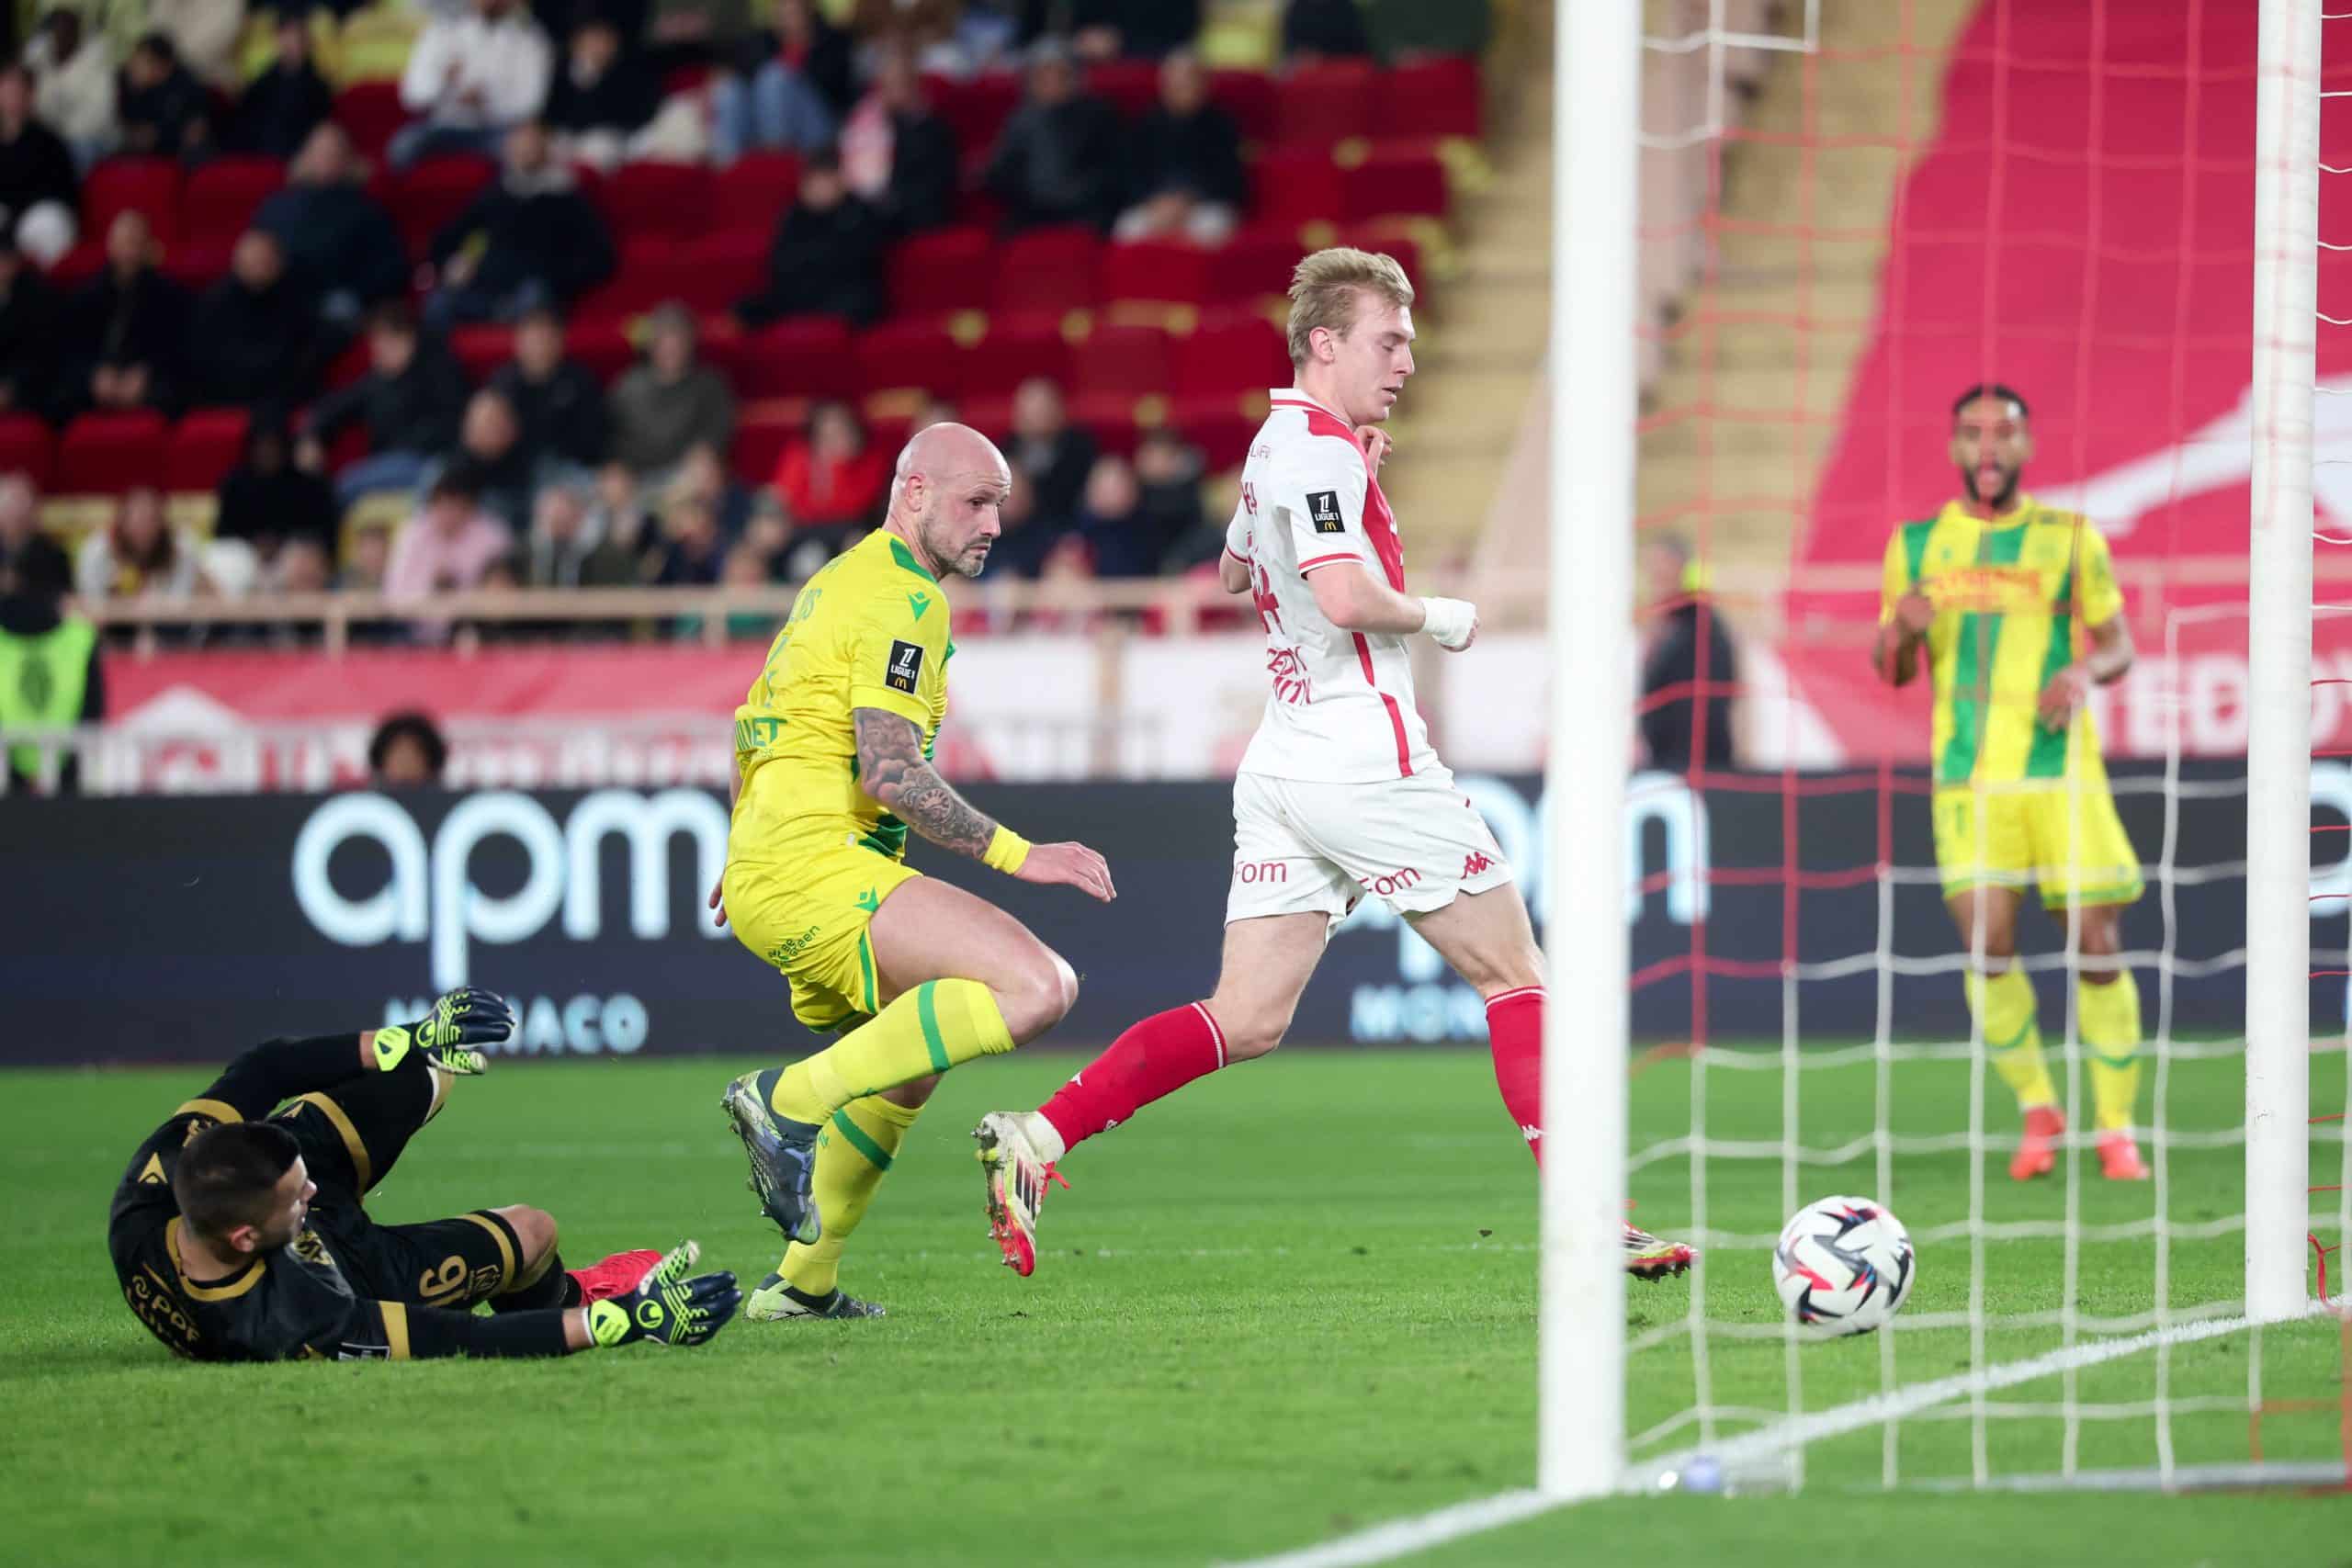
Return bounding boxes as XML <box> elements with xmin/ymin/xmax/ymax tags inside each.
<box><xmin>107</xmin><ymin>1034</ymin><xmax>379</xmax><ymax>1363</ymax></box>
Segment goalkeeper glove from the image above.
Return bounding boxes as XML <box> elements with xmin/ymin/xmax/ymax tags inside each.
<box><xmin>584</xmin><ymin>1241</ymin><xmax>742</xmax><ymax>1348</ymax></box>
<box><xmin>372</xmin><ymin>987</ymin><xmax>514</xmax><ymax>1077</ymax></box>
<box><xmin>1419</xmin><ymin>596</ymin><xmax>1478</xmax><ymax>650</ymax></box>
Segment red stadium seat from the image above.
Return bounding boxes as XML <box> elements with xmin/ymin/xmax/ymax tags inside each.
<box><xmin>887</xmin><ymin>224</ymin><xmax>990</xmax><ymax>320</ymax></box>
<box><xmin>990</xmin><ymin>225</ymin><xmax>1101</xmax><ymax>317</ymax></box>
<box><xmin>1171</xmin><ymin>312</ymin><xmax>1285</xmax><ymax>399</ymax></box>
<box><xmin>956</xmin><ymin>391</ymin><xmax>1014</xmax><ymax>439</ymax></box>
<box><xmin>1382</xmin><ymin>57</ymin><xmax>1482</xmax><ymax>141</ymax></box>
<box><xmin>714</xmin><ymin>152</ymin><xmax>800</xmax><ymax>235</ymax></box>
<box><xmin>928</xmin><ymin>73</ymin><xmax>1022</xmax><ymax>161</ymax></box>
<box><xmin>449</xmin><ymin>326</ymin><xmax>515</xmax><ymax>383</ymax></box>
<box><xmin>687</xmin><ymin>231</ymin><xmax>769</xmax><ymax>307</ymax></box>
<box><xmin>1069</xmin><ymin>390</ymin><xmax>1144</xmax><ymax>457</ymax></box>
<box><xmin>388</xmin><ymin>156</ymin><xmax>496</xmax><ymax>255</ymax></box>
<box><xmin>1205</xmin><ymin>222</ymin><xmax>1302</xmax><ymax>304</ymax></box>
<box><xmin>854</xmin><ymin>319</ymin><xmax>967</xmax><ymax>400</ymax></box>
<box><xmin>572</xmin><ymin>246</ymin><xmax>721</xmax><ymax>322</ymax></box>
<box><xmin>565</xmin><ymin>321</ymin><xmax>636</xmax><ymax>383</ymax></box>
<box><xmin>961</xmin><ymin>317</ymin><xmax>1071</xmax><ymax>400</ymax></box>
<box><xmin>1070</xmin><ymin>322</ymin><xmax>1170</xmax><ymax>400</ymax></box>
<box><xmin>597</xmin><ymin>162</ymin><xmax>716</xmax><ymax>241</ymax></box>
<box><xmin>42</xmin><ymin>242</ymin><xmax>103</xmax><ymax>289</ymax></box>
<box><xmin>0</xmin><ymin>413</ymin><xmax>55</xmax><ymax>487</ymax></box>
<box><xmin>56</xmin><ymin>412</ymin><xmax>168</xmax><ymax>493</ymax></box>
<box><xmin>731</xmin><ymin>404</ymin><xmax>797</xmax><ymax>484</ymax></box>
<box><xmin>1340</xmin><ymin>148</ymin><xmax>1448</xmax><ymax>221</ymax></box>
<box><xmin>1272</xmin><ymin>62</ymin><xmax>1376</xmax><ymax>148</ymax></box>
<box><xmin>1170</xmin><ymin>390</ymin><xmax>1267</xmax><ymax>470</ymax></box>
<box><xmin>1101</xmin><ymin>238</ymin><xmax>1212</xmax><ymax>308</ymax></box>
<box><xmin>332</xmin><ymin>82</ymin><xmax>406</xmax><ymax>163</ymax></box>
<box><xmin>159</xmin><ymin>239</ymin><xmax>233</xmax><ymax>290</ymax></box>
<box><xmin>1252</xmin><ymin>151</ymin><xmax>1344</xmax><ymax>224</ymax></box>
<box><xmin>1088</xmin><ymin>60</ymin><xmax>1160</xmax><ymax>119</ymax></box>
<box><xmin>83</xmin><ymin>157</ymin><xmax>183</xmax><ymax>243</ymax></box>
<box><xmin>1339</xmin><ymin>226</ymin><xmax>1424</xmax><ymax>299</ymax></box>
<box><xmin>180</xmin><ymin>157</ymin><xmax>286</xmax><ymax>243</ymax></box>
<box><xmin>736</xmin><ymin>316</ymin><xmax>857</xmax><ymax>400</ymax></box>
<box><xmin>165</xmin><ymin>409</ymin><xmax>250</xmax><ymax>492</ymax></box>
<box><xmin>1209</xmin><ymin>70</ymin><xmax>1276</xmax><ymax>142</ymax></box>
<box><xmin>321</xmin><ymin>335</ymin><xmax>371</xmax><ymax>389</ymax></box>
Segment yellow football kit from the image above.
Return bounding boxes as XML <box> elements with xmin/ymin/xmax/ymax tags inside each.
<box><xmin>1880</xmin><ymin>496</ymin><xmax>2143</xmax><ymax>908</ymax></box>
<box><xmin>726</xmin><ymin>527</ymin><xmax>953</xmax><ymax>1031</ymax></box>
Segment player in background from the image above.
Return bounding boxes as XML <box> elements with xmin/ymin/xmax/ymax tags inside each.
<box><xmin>714</xmin><ymin>422</ymin><xmax>1116</xmax><ymax>1321</ymax></box>
<box><xmin>1875</xmin><ymin>384</ymin><xmax>2148</xmax><ymax>1181</ymax></box>
<box><xmin>109</xmin><ymin>988</ymin><xmax>741</xmax><ymax>1362</ymax></box>
<box><xmin>969</xmin><ymin>247</ymin><xmax>1696</xmax><ymax>1280</ymax></box>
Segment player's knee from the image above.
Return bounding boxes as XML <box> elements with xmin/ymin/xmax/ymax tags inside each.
<box><xmin>501</xmin><ymin>1204</ymin><xmax>558</xmax><ymax>1264</ymax></box>
<box><xmin>996</xmin><ymin>948</ymin><xmax>1079</xmax><ymax>1042</ymax></box>
<box><xmin>1215</xmin><ymin>1000</ymin><xmax>1290</xmax><ymax>1062</ymax></box>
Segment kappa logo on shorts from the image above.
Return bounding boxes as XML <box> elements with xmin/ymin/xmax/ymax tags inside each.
<box><xmin>1463</xmin><ymin>852</ymin><xmax>1495</xmax><ymax>878</ymax></box>
<box><xmin>886</xmin><ymin>639</ymin><xmax>925</xmax><ymax>693</ymax></box>
<box><xmin>1306</xmin><ymin>490</ymin><xmax>1346</xmax><ymax>534</ymax></box>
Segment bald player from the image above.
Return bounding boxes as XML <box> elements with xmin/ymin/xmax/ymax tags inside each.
<box><xmin>714</xmin><ymin>423</ymin><xmax>1116</xmax><ymax>1321</ymax></box>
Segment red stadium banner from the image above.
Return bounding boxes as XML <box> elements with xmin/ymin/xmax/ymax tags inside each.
<box><xmin>1797</xmin><ymin>2</ymin><xmax>2352</xmax><ymax>617</ymax></box>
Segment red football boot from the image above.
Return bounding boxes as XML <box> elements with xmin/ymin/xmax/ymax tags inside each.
<box><xmin>568</xmin><ymin>1248</ymin><xmax>665</xmax><ymax>1302</ymax></box>
<box><xmin>2010</xmin><ymin>1105</ymin><xmax>2064</xmax><ymax>1181</ymax></box>
<box><xmin>2098</xmin><ymin>1133</ymin><xmax>2151</xmax><ymax>1181</ymax></box>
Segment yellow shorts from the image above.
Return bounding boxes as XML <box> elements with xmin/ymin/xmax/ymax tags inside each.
<box><xmin>725</xmin><ymin>837</ymin><xmax>922</xmax><ymax>1032</ymax></box>
<box><xmin>1931</xmin><ymin>784</ymin><xmax>2143</xmax><ymax>908</ymax></box>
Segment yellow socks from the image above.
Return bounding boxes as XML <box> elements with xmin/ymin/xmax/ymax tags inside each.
<box><xmin>2077</xmin><ymin>971</ymin><xmax>2143</xmax><ymax>1132</ymax></box>
<box><xmin>769</xmin><ymin>978</ymin><xmax>1015</xmax><ymax>1124</ymax></box>
<box><xmin>1964</xmin><ymin>967</ymin><xmax>2057</xmax><ymax>1111</ymax></box>
<box><xmin>778</xmin><ymin>1094</ymin><xmax>923</xmax><ymax>1297</ymax></box>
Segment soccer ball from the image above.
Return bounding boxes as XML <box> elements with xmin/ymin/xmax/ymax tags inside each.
<box><xmin>1771</xmin><ymin>1195</ymin><xmax>1915</xmax><ymax>1337</ymax></box>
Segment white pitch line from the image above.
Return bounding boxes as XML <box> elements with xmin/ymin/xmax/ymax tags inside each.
<box><xmin>1227</xmin><ymin>1302</ymin><xmax>2341</xmax><ymax>1568</ymax></box>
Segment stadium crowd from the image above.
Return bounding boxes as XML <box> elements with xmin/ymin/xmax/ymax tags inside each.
<box><xmin>0</xmin><ymin>0</ymin><xmax>1486</xmax><ymax>641</ymax></box>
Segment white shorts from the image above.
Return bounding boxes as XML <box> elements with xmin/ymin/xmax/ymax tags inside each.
<box><xmin>1226</xmin><ymin>767</ymin><xmax>1517</xmax><ymax>925</ymax></box>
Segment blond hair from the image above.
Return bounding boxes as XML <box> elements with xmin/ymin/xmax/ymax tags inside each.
<box><xmin>1285</xmin><ymin>247</ymin><xmax>1415</xmax><ymax>368</ymax></box>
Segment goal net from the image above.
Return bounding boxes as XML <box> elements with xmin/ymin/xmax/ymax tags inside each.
<box><xmin>1547</xmin><ymin>0</ymin><xmax>2352</xmax><ymax>1499</ymax></box>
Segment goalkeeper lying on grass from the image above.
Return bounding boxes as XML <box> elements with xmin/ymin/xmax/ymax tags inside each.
<box><xmin>107</xmin><ymin>988</ymin><xmax>741</xmax><ymax>1361</ymax></box>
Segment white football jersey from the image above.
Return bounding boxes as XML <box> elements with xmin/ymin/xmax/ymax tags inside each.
<box><xmin>1227</xmin><ymin>390</ymin><xmax>1437</xmax><ymax>784</ymax></box>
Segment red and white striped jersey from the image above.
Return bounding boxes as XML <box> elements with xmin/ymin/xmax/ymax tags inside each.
<box><xmin>1226</xmin><ymin>389</ymin><xmax>1437</xmax><ymax>784</ymax></box>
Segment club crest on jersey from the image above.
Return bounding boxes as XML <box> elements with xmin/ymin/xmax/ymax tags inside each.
<box><xmin>886</xmin><ymin>639</ymin><xmax>925</xmax><ymax>693</ymax></box>
<box><xmin>1306</xmin><ymin>490</ymin><xmax>1345</xmax><ymax>533</ymax></box>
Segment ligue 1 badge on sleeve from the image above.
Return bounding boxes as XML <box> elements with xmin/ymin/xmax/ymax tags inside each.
<box><xmin>887</xmin><ymin>640</ymin><xmax>925</xmax><ymax>693</ymax></box>
<box><xmin>1307</xmin><ymin>491</ymin><xmax>1345</xmax><ymax>533</ymax></box>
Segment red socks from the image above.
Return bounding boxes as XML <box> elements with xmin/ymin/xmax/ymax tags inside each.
<box><xmin>1486</xmin><ymin>985</ymin><xmax>1544</xmax><ymax>1163</ymax></box>
<box><xmin>1039</xmin><ymin>1002</ymin><xmax>1227</xmax><ymax>1153</ymax></box>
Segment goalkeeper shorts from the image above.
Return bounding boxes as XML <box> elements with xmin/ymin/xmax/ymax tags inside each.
<box><xmin>1931</xmin><ymin>782</ymin><xmax>2143</xmax><ymax>908</ymax></box>
<box><xmin>724</xmin><ymin>837</ymin><xmax>923</xmax><ymax>1032</ymax></box>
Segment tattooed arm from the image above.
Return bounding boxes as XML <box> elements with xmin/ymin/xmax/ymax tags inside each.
<box><xmin>854</xmin><ymin>706</ymin><xmax>998</xmax><ymax>859</ymax></box>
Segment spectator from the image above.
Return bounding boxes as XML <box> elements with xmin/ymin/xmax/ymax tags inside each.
<box><xmin>544</xmin><ymin>16</ymin><xmax>662</xmax><ymax>166</ymax></box>
<box><xmin>63</xmin><ymin>210</ymin><xmax>191</xmax><ymax>417</ymax></box>
<box><xmin>431</xmin><ymin>387</ymin><xmax>540</xmax><ymax>531</ymax></box>
<box><xmin>1282</xmin><ymin>0</ymin><xmax>1372</xmax><ymax>63</ymax></box>
<box><xmin>735</xmin><ymin>146</ymin><xmax>886</xmax><ymax>328</ymax></box>
<box><xmin>266</xmin><ymin>533</ymin><xmax>334</xmax><ymax>599</ymax></box>
<box><xmin>299</xmin><ymin>302</ymin><xmax>471</xmax><ymax>509</ymax></box>
<box><xmin>584</xmin><ymin>461</ymin><xmax>655</xmax><ymax>575</ymax></box>
<box><xmin>426</xmin><ymin>121</ymin><xmax>616</xmax><ymax>329</ymax></box>
<box><xmin>773</xmin><ymin>399</ymin><xmax>886</xmax><ymax>536</ymax></box>
<box><xmin>1050</xmin><ymin>0</ymin><xmax>1204</xmax><ymax>61</ymax></box>
<box><xmin>0</xmin><ymin>238</ymin><xmax>62</xmax><ymax>419</ymax></box>
<box><xmin>118</xmin><ymin>32</ymin><xmax>213</xmax><ymax>160</ymax></box>
<box><xmin>0</xmin><ymin>472</ymin><xmax>68</xmax><ymax>599</ymax></box>
<box><xmin>1004</xmin><ymin>375</ymin><xmax>1095</xmax><ymax>519</ymax></box>
<box><xmin>1637</xmin><ymin>532</ymin><xmax>1738</xmax><ymax>773</ymax></box>
<box><xmin>0</xmin><ymin>63</ymin><xmax>79</xmax><ymax>266</ymax></box>
<box><xmin>187</xmin><ymin>231</ymin><xmax>321</xmax><ymax>411</ymax></box>
<box><xmin>490</xmin><ymin>305</ymin><xmax>607</xmax><ymax>470</ymax></box>
<box><xmin>1135</xmin><ymin>424</ymin><xmax>1207</xmax><ymax>558</ymax></box>
<box><xmin>254</xmin><ymin>123</ymin><xmax>410</xmax><ymax>323</ymax></box>
<box><xmin>24</xmin><ymin>11</ymin><xmax>116</xmax><ymax>170</ymax></box>
<box><xmin>645</xmin><ymin>0</ymin><xmax>759</xmax><ymax>64</ymax></box>
<box><xmin>711</xmin><ymin>0</ymin><xmax>850</xmax><ymax>163</ymax></box>
<box><xmin>982</xmin><ymin>463</ymin><xmax>1057</xmax><ymax>579</ymax></box>
<box><xmin>1115</xmin><ymin>51</ymin><xmax>1243</xmax><ymax>243</ymax></box>
<box><xmin>1073</xmin><ymin>451</ymin><xmax>1169</xmax><ymax>577</ymax></box>
<box><xmin>520</xmin><ymin>480</ymin><xmax>638</xmax><ymax>588</ymax></box>
<box><xmin>669</xmin><ymin>439</ymin><xmax>754</xmax><ymax>536</ymax></box>
<box><xmin>368</xmin><ymin>710</ymin><xmax>448</xmax><ymax>787</ymax></box>
<box><xmin>74</xmin><ymin>486</ymin><xmax>210</xmax><ymax>602</ymax></box>
<box><xmin>650</xmin><ymin>492</ymin><xmax>726</xmax><ymax>586</ymax></box>
<box><xmin>340</xmin><ymin>524</ymin><xmax>392</xmax><ymax>594</ymax></box>
<box><xmin>384</xmin><ymin>464</ymin><xmax>514</xmax><ymax>632</ymax></box>
<box><xmin>215</xmin><ymin>418</ymin><xmax>338</xmax><ymax>567</ymax></box>
<box><xmin>984</xmin><ymin>39</ymin><xmax>1125</xmax><ymax>232</ymax></box>
<box><xmin>148</xmin><ymin>0</ymin><xmax>246</xmax><ymax>92</ymax></box>
<box><xmin>232</xmin><ymin>13</ymin><xmax>335</xmax><ymax>158</ymax></box>
<box><xmin>837</xmin><ymin>41</ymin><xmax>958</xmax><ymax>235</ymax></box>
<box><xmin>607</xmin><ymin>303</ymin><xmax>735</xmax><ymax>485</ymax></box>
<box><xmin>392</xmin><ymin>0</ymin><xmax>554</xmax><ymax>168</ymax></box>
<box><xmin>0</xmin><ymin>512</ymin><xmax>100</xmax><ymax>795</ymax></box>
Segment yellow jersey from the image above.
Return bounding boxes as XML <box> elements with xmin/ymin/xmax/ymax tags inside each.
<box><xmin>1878</xmin><ymin>495</ymin><xmax>2125</xmax><ymax>788</ymax></box>
<box><xmin>731</xmin><ymin>527</ymin><xmax>953</xmax><ymax>860</ymax></box>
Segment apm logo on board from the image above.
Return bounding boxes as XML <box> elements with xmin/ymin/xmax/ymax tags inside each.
<box><xmin>290</xmin><ymin>789</ymin><xmax>731</xmax><ymax>1055</ymax></box>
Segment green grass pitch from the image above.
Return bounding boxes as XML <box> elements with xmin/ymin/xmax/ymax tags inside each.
<box><xmin>4</xmin><ymin>1044</ymin><xmax>2344</xmax><ymax>1566</ymax></box>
